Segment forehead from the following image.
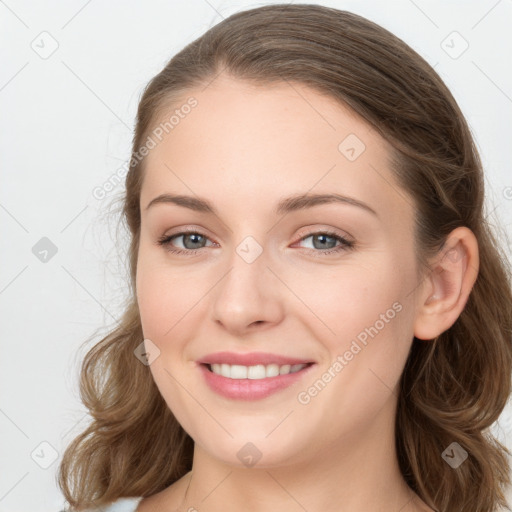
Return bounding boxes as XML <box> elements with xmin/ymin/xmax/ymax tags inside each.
<box><xmin>140</xmin><ymin>74</ymin><xmax>413</xmax><ymax>224</ymax></box>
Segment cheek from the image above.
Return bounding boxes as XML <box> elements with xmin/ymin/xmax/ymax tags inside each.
<box><xmin>136</xmin><ymin>262</ymin><xmax>167</xmax><ymax>338</ymax></box>
<box><xmin>323</xmin><ymin>277</ymin><xmax>414</xmax><ymax>408</ymax></box>
<box><xmin>136</xmin><ymin>258</ymin><xmax>202</xmax><ymax>432</ymax></box>
<box><xmin>291</xmin><ymin>259</ymin><xmax>403</xmax><ymax>342</ymax></box>
<box><xmin>136</xmin><ymin>251</ymin><xmax>197</xmax><ymax>339</ymax></box>
<box><xmin>299</xmin><ymin>256</ymin><xmax>415</xmax><ymax>388</ymax></box>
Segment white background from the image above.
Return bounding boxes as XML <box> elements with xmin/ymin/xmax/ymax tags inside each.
<box><xmin>1</xmin><ymin>1</ymin><xmax>511</xmax><ymax>510</ymax></box>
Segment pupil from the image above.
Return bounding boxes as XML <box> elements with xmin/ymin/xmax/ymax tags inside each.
<box><xmin>314</xmin><ymin>234</ymin><xmax>335</xmax><ymax>249</ymax></box>
<box><xmin>186</xmin><ymin>233</ymin><xmax>203</xmax><ymax>249</ymax></box>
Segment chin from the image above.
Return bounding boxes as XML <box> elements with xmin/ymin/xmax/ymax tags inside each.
<box><xmin>193</xmin><ymin>429</ymin><xmax>313</xmax><ymax>470</ymax></box>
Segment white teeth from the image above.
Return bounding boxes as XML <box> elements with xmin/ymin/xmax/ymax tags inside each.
<box><xmin>266</xmin><ymin>364</ymin><xmax>280</xmax><ymax>377</ymax></box>
<box><xmin>248</xmin><ymin>365</ymin><xmax>265</xmax><ymax>379</ymax></box>
<box><xmin>231</xmin><ymin>364</ymin><xmax>247</xmax><ymax>379</ymax></box>
<box><xmin>209</xmin><ymin>362</ymin><xmax>308</xmax><ymax>379</ymax></box>
<box><xmin>279</xmin><ymin>364</ymin><xmax>291</xmax><ymax>375</ymax></box>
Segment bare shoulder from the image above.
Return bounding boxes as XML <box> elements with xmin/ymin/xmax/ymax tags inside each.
<box><xmin>136</xmin><ymin>472</ymin><xmax>192</xmax><ymax>512</ymax></box>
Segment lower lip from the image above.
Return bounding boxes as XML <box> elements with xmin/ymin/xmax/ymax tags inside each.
<box><xmin>198</xmin><ymin>363</ymin><xmax>315</xmax><ymax>400</ymax></box>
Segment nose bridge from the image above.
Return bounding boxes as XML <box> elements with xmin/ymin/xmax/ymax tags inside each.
<box><xmin>223</xmin><ymin>232</ymin><xmax>269</xmax><ymax>294</ymax></box>
<box><xmin>211</xmin><ymin>230</ymin><xmax>282</xmax><ymax>331</ymax></box>
<box><xmin>234</xmin><ymin>233</ymin><xmax>266</xmax><ymax>266</ymax></box>
<box><xmin>221</xmin><ymin>212</ymin><xmax>272</xmax><ymax>270</ymax></box>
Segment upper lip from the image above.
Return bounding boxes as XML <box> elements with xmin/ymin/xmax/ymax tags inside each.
<box><xmin>197</xmin><ymin>351</ymin><xmax>314</xmax><ymax>366</ymax></box>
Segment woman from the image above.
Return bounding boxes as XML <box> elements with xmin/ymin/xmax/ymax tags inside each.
<box><xmin>58</xmin><ymin>4</ymin><xmax>512</xmax><ymax>512</ymax></box>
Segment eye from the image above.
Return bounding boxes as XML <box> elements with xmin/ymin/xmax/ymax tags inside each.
<box><xmin>156</xmin><ymin>229</ymin><xmax>355</xmax><ymax>257</ymax></box>
<box><xmin>292</xmin><ymin>230</ymin><xmax>355</xmax><ymax>256</ymax></box>
<box><xmin>156</xmin><ymin>230</ymin><xmax>214</xmax><ymax>255</ymax></box>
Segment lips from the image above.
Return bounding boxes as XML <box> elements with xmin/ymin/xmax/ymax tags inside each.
<box><xmin>196</xmin><ymin>351</ymin><xmax>316</xmax><ymax>400</ymax></box>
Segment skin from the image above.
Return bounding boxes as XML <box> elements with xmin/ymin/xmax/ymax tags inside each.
<box><xmin>135</xmin><ymin>73</ymin><xmax>479</xmax><ymax>512</ymax></box>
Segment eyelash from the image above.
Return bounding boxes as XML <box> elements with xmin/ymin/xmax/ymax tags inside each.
<box><xmin>156</xmin><ymin>229</ymin><xmax>355</xmax><ymax>257</ymax></box>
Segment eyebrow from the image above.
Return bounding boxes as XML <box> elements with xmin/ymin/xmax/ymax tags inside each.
<box><xmin>145</xmin><ymin>192</ymin><xmax>378</xmax><ymax>218</ymax></box>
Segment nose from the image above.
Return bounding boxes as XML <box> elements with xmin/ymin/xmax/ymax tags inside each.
<box><xmin>211</xmin><ymin>241</ymin><xmax>285</xmax><ymax>336</ymax></box>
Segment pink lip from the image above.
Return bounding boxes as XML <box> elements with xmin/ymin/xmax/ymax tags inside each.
<box><xmin>197</xmin><ymin>351</ymin><xmax>314</xmax><ymax>366</ymax></box>
<box><xmin>196</xmin><ymin>352</ymin><xmax>316</xmax><ymax>401</ymax></box>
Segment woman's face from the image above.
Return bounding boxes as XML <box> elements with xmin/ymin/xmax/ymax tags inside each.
<box><xmin>136</xmin><ymin>74</ymin><xmax>424</xmax><ymax>468</ymax></box>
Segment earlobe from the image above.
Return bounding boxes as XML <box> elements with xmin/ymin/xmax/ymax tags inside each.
<box><xmin>413</xmin><ymin>227</ymin><xmax>479</xmax><ymax>341</ymax></box>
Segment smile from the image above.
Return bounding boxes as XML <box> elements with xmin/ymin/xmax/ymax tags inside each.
<box><xmin>198</xmin><ymin>361</ymin><xmax>316</xmax><ymax>401</ymax></box>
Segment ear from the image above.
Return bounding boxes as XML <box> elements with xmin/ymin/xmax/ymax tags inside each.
<box><xmin>413</xmin><ymin>226</ymin><xmax>480</xmax><ymax>341</ymax></box>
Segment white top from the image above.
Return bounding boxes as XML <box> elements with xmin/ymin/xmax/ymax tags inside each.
<box><xmin>85</xmin><ymin>497</ymin><xmax>143</xmax><ymax>512</ymax></box>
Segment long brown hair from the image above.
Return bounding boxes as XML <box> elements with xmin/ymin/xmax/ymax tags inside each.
<box><xmin>58</xmin><ymin>4</ymin><xmax>512</xmax><ymax>511</ymax></box>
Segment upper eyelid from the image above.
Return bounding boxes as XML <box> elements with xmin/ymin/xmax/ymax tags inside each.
<box><xmin>294</xmin><ymin>226</ymin><xmax>352</xmax><ymax>241</ymax></box>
